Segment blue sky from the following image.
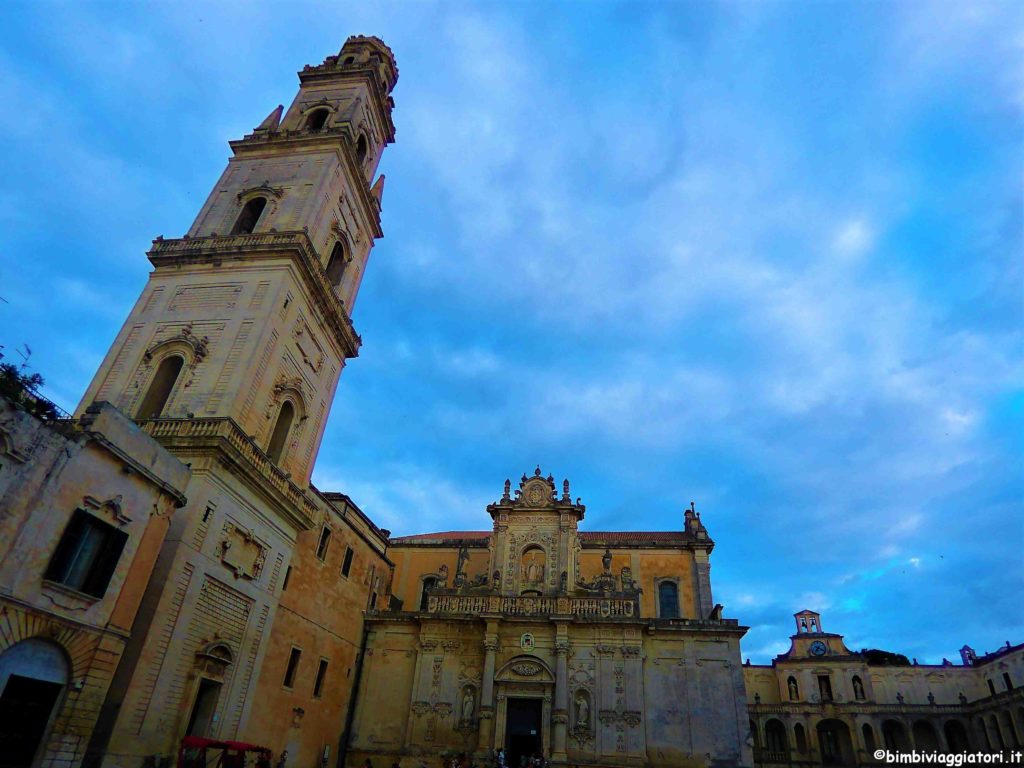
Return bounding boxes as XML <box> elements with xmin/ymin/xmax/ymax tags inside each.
<box><xmin>1</xmin><ymin>1</ymin><xmax>1021</xmax><ymax>663</ymax></box>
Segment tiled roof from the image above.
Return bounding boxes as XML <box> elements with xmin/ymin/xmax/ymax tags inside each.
<box><xmin>390</xmin><ymin>530</ymin><xmax>688</xmax><ymax>544</ymax></box>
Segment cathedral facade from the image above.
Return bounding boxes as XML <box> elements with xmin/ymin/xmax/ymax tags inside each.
<box><xmin>0</xmin><ymin>34</ymin><xmax>1021</xmax><ymax>768</ymax></box>
<box><xmin>348</xmin><ymin>470</ymin><xmax>751</xmax><ymax>768</ymax></box>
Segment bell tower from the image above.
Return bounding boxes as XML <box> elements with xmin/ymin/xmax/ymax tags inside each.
<box><xmin>78</xmin><ymin>36</ymin><xmax>398</xmax><ymax>488</ymax></box>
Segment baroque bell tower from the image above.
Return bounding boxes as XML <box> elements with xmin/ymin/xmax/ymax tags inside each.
<box><xmin>78</xmin><ymin>35</ymin><xmax>397</xmax><ymax>488</ymax></box>
<box><xmin>78</xmin><ymin>39</ymin><xmax>400</xmax><ymax>764</ymax></box>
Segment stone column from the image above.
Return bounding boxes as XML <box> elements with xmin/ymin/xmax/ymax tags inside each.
<box><xmin>552</xmin><ymin>626</ymin><xmax>570</xmax><ymax>762</ymax></box>
<box><xmin>479</xmin><ymin>619</ymin><xmax>500</xmax><ymax>756</ymax></box>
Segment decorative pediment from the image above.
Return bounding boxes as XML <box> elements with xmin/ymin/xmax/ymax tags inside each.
<box><xmin>489</xmin><ymin>466</ymin><xmax>585</xmax><ymax>520</ymax></box>
<box><xmin>83</xmin><ymin>494</ymin><xmax>132</xmax><ymax>525</ymax></box>
<box><xmin>143</xmin><ymin>323</ymin><xmax>209</xmax><ymax>365</ymax></box>
<box><xmin>496</xmin><ymin>655</ymin><xmax>554</xmax><ymax>683</ymax></box>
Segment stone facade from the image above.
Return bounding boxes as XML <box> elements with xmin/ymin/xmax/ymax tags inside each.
<box><xmin>744</xmin><ymin>611</ymin><xmax>1024</xmax><ymax>766</ymax></box>
<box><xmin>349</xmin><ymin>470</ymin><xmax>753</xmax><ymax>768</ymax></box>
<box><xmin>0</xmin><ymin>397</ymin><xmax>189</xmax><ymax>768</ymax></box>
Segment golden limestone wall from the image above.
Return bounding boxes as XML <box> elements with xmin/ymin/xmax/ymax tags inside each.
<box><xmin>349</xmin><ymin>618</ymin><xmax>752</xmax><ymax>768</ymax></box>
<box><xmin>0</xmin><ymin>399</ymin><xmax>188</xmax><ymax>768</ymax></box>
<box><xmin>742</xmin><ymin>616</ymin><xmax>1024</xmax><ymax>765</ymax></box>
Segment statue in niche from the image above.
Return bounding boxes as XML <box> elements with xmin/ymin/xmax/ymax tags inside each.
<box><xmin>853</xmin><ymin>677</ymin><xmax>865</xmax><ymax>700</ymax></box>
<box><xmin>602</xmin><ymin>548</ymin><xmax>612</xmax><ymax>574</ymax></box>
<box><xmin>522</xmin><ymin>551</ymin><xmax>544</xmax><ymax>583</ymax></box>
<box><xmin>788</xmin><ymin>678</ymin><xmax>799</xmax><ymax>700</ymax></box>
<box><xmin>575</xmin><ymin>693</ymin><xmax>590</xmax><ymax>728</ymax></box>
<box><xmin>462</xmin><ymin>688</ymin><xmax>475</xmax><ymax>722</ymax></box>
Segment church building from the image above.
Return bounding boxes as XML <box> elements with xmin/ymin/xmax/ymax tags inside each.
<box><xmin>348</xmin><ymin>469</ymin><xmax>752</xmax><ymax>768</ymax></box>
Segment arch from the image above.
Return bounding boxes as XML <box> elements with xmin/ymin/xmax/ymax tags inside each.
<box><xmin>419</xmin><ymin>575</ymin><xmax>437</xmax><ymax>611</ymax></box>
<box><xmin>977</xmin><ymin>717</ymin><xmax>992</xmax><ymax>750</ymax></box>
<box><xmin>882</xmin><ymin>720</ymin><xmax>909</xmax><ymax>751</ymax></box>
<box><xmin>764</xmin><ymin>718</ymin><xmax>788</xmax><ymax>753</ymax></box>
<box><xmin>944</xmin><ymin>719</ymin><xmax>971</xmax><ymax>752</ymax></box>
<box><xmin>852</xmin><ymin>674</ymin><xmax>866</xmax><ymax>700</ymax></box>
<box><xmin>861</xmin><ymin>722</ymin><xmax>876</xmax><ymax>753</ymax></box>
<box><xmin>787</xmin><ymin>675</ymin><xmax>800</xmax><ymax>701</ymax></box>
<box><xmin>495</xmin><ymin>655</ymin><xmax>554</xmax><ymax>684</ymax></box>
<box><xmin>520</xmin><ymin>545</ymin><xmax>546</xmax><ymax>589</ymax></box>
<box><xmin>657</xmin><ymin>579</ymin><xmax>680</xmax><ymax>619</ymax></box>
<box><xmin>1001</xmin><ymin>710</ymin><xmax>1019</xmax><ymax>747</ymax></box>
<box><xmin>912</xmin><ymin>720</ymin><xmax>940</xmax><ymax>751</ymax></box>
<box><xmin>136</xmin><ymin>354</ymin><xmax>184</xmax><ymax>419</ymax></box>
<box><xmin>816</xmin><ymin>718</ymin><xmax>854</xmax><ymax>766</ymax></box>
<box><xmin>0</xmin><ymin>639</ymin><xmax>70</xmax><ymax>768</ymax></box>
<box><xmin>794</xmin><ymin>722</ymin><xmax>808</xmax><ymax>753</ymax></box>
<box><xmin>326</xmin><ymin>240</ymin><xmax>348</xmax><ymax>287</ymax></box>
<box><xmin>750</xmin><ymin>719</ymin><xmax>760</xmax><ymax>748</ymax></box>
<box><xmin>266</xmin><ymin>400</ymin><xmax>295</xmax><ymax>465</ymax></box>
<box><xmin>231</xmin><ymin>195</ymin><xmax>267</xmax><ymax>235</ymax></box>
<box><xmin>355</xmin><ymin>133</ymin><xmax>368</xmax><ymax>165</ymax></box>
<box><xmin>305</xmin><ymin>107</ymin><xmax>330</xmax><ymax>132</ymax></box>
<box><xmin>989</xmin><ymin>714</ymin><xmax>1006</xmax><ymax>749</ymax></box>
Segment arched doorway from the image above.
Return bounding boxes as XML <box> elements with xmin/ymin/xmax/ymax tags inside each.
<box><xmin>882</xmin><ymin>720</ymin><xmax>910</xmax><ymax>751</ymax></box>
<box><xmin>817</xmin><ymin>719</ymin><xmax>854</xmax><ymax>766</ymax></box>
<box><xmin>912</xmin><ymin>720</ymin><xmax>940</xmax><ymax>751</ymax></box>
<box><xmin>764</xmin><ymin>718</ymin><xmax>788</xmax><ymax>760</ymax></box>
<box><xmin>0</xmin><ymin>639</ymin><xmax>69</xmax><ymax>768</ymax></box>
<box><xmin>944</xmin><ymin>720</ymin><xmax>971</xmax><ymax>752</ymax></box>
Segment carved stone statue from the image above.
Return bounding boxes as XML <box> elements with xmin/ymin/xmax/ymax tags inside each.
<box><xmin>896</xmin><ymin>691</ymin><xmax>905</xmax><ymax>705</ymax></box>
<box><xmin>788</xmin><ymin>678</ymin><xmax>798</xmax><ymax>699</ymax></box>
<box><xmin>462</xmin><ymin>689</ymin><xmax>474</xmax><ymax>722</ymax></box>
<box><xmin>853</xmin><ymin>677</ymin><xmax>865</xmax><ymax>700</ymax></box>
<box><xmin>575</xmin><ymin>694</ymin><xmax>589</xmax><ymax>728</ymax></box>
<box><xmin>524</xmin><ymin>553</ymin><xmax>543</xmax><ymax>583</ymax></box>
<box><xmin>602</xmin><ymin>548</ymin><xmax>612</xmax><ymax>574</ymax></box>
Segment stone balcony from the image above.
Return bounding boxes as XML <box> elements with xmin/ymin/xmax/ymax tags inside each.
<box><xmin>138</xmin><ymin>416</ymin><xmax>318</xmax><ymax>531</ymax></box>
<box><xmin>148</xmin><ymin>231</ymin><xmax>361</xmax><ymax>358</ymax></box>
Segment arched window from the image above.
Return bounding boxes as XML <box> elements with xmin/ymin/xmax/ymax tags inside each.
<box><xmin>355</xmin><ymin>134</ymin><xmax>368</xmax><ymax>165</ymax></box>
<box><xmin>342</xmin><ymin>56</ymin><xmax>355</xmax><ymax>66</ymax></box>
<box><xmin>765</xmin><ymin>719</ymin><xmax>788</xmax><ymax>753</ymax></box>
<box><xmin>306</xmin><ymin>108</ymin><xmax>330</xmax><ymax>131</ymax></box>
<box><xmin>266</xmin><ymin>401</ymin><xmax>295</xmax><ymax>465</ymax></box>
<box><xmin>326</xmin><ymin>241</ymin><xmax>347</xmax><ymax>287</ymax></box>
<box><xmin>419</xmin><ymin>576</ymin><xmax>437</xmax><ymax>611</ymax></box>
<box><xmin>794</xmin><ymin>722</ymin><xmax>807</xmax><ymax>753</ymax></box>
<box><xmin>231</xmin><ymin>196</ymin><xmax>267</xmax><ymax>235</ymax></box>
<box><xmin>862</xmin><ymin>723</ymin><xmax>876</xmax><ymax>752</ymax></box>
<box><xmin>137</xmin><ymin>355</ymin><xmax>184</xmax><ymax>419</ymax></box>
<box><xmin>658</xmin><ymin>581</ymin><xmax>679</xmax><ymax>619</ymax></box>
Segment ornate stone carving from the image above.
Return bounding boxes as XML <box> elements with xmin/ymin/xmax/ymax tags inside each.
<box><xmin>510</xmin><ymin>662</ymin><xmax>542</xmax><ymax>677</ymax></box>
<box><xmin>411</xmin><ymin>701</ymin><xmax>432</xmax><ymax>715</ymax></box>
<box><xmin>219</xmin><ymin>521</ymin><xmax>267</xmax><ymax>581</ymax></box>
<box><xmin>622</xmin><ymin>711</ymin><xmax>642</xmax><ymax>727</ymax></box>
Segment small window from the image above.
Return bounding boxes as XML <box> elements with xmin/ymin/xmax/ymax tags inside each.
<box><xmin>419</xmin><ymin>576</ymin><xmax>437</xmax><ymax>611</ymax></box>
<box><xmin>306</xmin><ymin>108</ymin><xmax>330</xmax><ymax>132</ymax></box>
<box><xmin>369</xmin><ymin>592</ymin><xmax>377</xmax><ymax>610</ymax></box>
<box><xmin>45</xmin><ymin>509</ymin><xmax>129</xmax><ymax>598</ymax></box>
<box><xmin>988</xmin><ymin>679</ymin><xmax>997</xmax><ymax>697</ymax></box>
<box><xmin>313</xmin><ymin>659</ymin><xmax>328</xmax><ymax>698</ymax></box>
<box><xmin>283</xmin><ymin>647</ymin><xmax>301</xmax><ymax>688</ymax></box>
<box><xmin>1003</xmin><ymin>672</ymin><xmax>1014</xmax><ymax>691</ymax></box>
<box><xmin>282</xmin><ymin>565</ymin><xmax>292</xmax><ymax>591</ymax></box>
<box><xmin>326</xmin><ymin>241</ymin><xmax>347</xmax><ymax>287</ymax></box>
<box><xmin>341</xmin><ymin>546</ymin><xmax>354</xmax><ymax>578</ymax></box>
<box><xmin>658</xmin><ymin>581</ymin><xmax>679</xmax><ymax>619</ymax></box>
<box><xmin>342</xmin><ymin>56</ymin><xmax>355</xmax><ymax>66</ymax></box>
<box><xmin>266</xmin><ymin>401</ymin><xmax>295</xmax><ymax>465</ymax></box>
<box><xmin>137</xmin><ymin>355</ymin><xmax>184</xmax><ymax>420</ymax></box>
<box><xmin>231</xmin><ymin>196</ymin><xmax>267</xmax><ymax>235</ymax></box>
<box><xmin>315</xmin><ymin>526</ymin><xmax>332</xmax><ymax>561</ymax></box>
<box><xmin>355</xmin><ymin>134</ymin><xmax>368</xmax><ymax>165</ymax></box>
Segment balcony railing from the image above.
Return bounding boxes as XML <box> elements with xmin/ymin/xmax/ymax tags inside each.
<box><xmin>139</xmin><ymin>416</ymin><xmax>318</xmax><ymax>529</ymax></box>
<box><xmin>426</xmin><ymin>592</ymin><xmax>641</xmax><ymax>619</ymax></box>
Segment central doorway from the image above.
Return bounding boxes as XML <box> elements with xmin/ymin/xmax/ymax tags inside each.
<box><xmin>0</xmin><ymin>674</ymin><xmax>64</xmax><ymax>768</ymax></box>
<box><xmin>505</xmin><ymin>698</ymin><xmax>543</xmax><ymax>767</ymax></box>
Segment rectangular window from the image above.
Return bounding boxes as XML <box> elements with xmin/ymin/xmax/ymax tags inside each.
<box><xmin>988</xmin><ymin>679</ymin><xmax>997</xmax><ymax>696</ymax></box>
<box><xmin>818</xmin><ymin>675</ymin><xmax>833</xmax><ymax>702</ymax></box>
<box><xmin>341</xmin><ymin>546</ymin><xmax>354</xmax><ymax>578</ymax></box>
<box><xmin>1003</xmin><ymin>672</ymin><xmax>1014</xmax><ymax>691</ymax></box>
<box><xmin>45</xmin><ymin>509</ymin><xmax>129</xmax><ymax>598</ymax></box>
<box><xmin>282</xmin><ymin>565</ymin><xmax>292</xmax><ymax>591</ymax></box>
<box><xmin>283</xmin><ymin>647</ymin><xmax>301</xmax><ymax>688</ymax></box>
<box><xmin>313</xmin><ymin>659</ymin><xmax>329</xmax><ymax>698</ymax></box>
<box><xmin>316</xmin><ymin>526</ymin><xmax>332</xmax><ymax>561</ymax></box>
<box><xmin>369</xmin><ymin>592</ymin><xmax>377</xmax><ymax>610</ymax></box>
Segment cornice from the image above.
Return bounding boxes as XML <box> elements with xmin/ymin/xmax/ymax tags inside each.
<box><xmin>148</xmin><ymin>231</ymin><xmax>361</xmax><ymax>359</ymax></box>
